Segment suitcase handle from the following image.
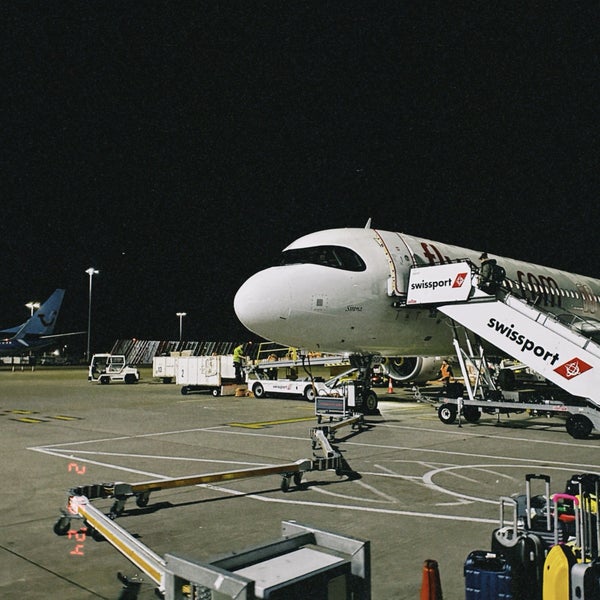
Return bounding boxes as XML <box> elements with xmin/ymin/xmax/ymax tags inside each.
<box><xmin>526</xmin><ymin>473</ymin><xmax>551</xmax><ymax>484</ymax></box>
<box><xmin>552</xmin><ymin>493</ymin><xmax>580</xmax><ymax>505</ymax></box>
<box><xmin>525</xmin><ymin>473</ymin><xmax>551</xmax><ymax>531</ymax></box>
<box><xmin>552</xmin><ymin>493</ymin><xmax>580</xmax><ymax>548</ymax></box>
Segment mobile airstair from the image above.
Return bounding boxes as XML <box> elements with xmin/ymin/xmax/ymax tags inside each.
<box><xmin>405</xmin><ymin>261</ymin><xmax>600</xmax><ymax>438</ymax></box>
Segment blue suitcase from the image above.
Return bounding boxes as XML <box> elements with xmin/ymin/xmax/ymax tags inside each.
<box><xmin>465</xmin><ymin>550</ymin><xmax>513</xmax><ymax>599</ymax></box>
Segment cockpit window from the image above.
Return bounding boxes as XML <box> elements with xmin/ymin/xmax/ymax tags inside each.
<box><xmin>278</xmin><ymin>245</ymin><xmax>366</xmax><ymax>271</ymax></box>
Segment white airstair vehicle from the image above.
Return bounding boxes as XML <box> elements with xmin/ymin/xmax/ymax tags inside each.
<box><xmin>406</xmin><ymin>261</ymin><xmax>600</xmax><ymax>438</ymax></box>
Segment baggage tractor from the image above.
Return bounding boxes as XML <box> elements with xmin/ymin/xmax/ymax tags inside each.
<box><xmin>464</xmin><ymin>550</ymin><xmax>513</xmax><ymax>600</ymax></box>
<box><xmin>491</xmin><ymin>496</ymin><xmax>544</xmax><ymax>600</ymax></box>
<box><xmin>543</xmin><ymin>494</ymin><xmax>580</xmax><ymax>600</ymax></box>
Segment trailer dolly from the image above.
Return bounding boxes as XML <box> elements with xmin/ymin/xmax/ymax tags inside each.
<box><xmin>53</xmin><ymin>414</ymin><xmax>370</xmax><ymax>535</ymax></box>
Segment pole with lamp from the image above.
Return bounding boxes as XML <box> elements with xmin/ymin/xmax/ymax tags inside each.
<box><xmin>24</xmin><ymin>301</ymin><xmax>40</xmax><ymax>371</ymax></box>
<box><xmin>25</xmin><ymin>301</ymin><xmax>40</xmax><ymax>316</ymax></box>
<box><xmin>176</xmin><ymin>312</ymin><xmax>187</xmax><ymax>345</ymax></box>
<box><xmin>86</xmin><ymin>268</ymin><xmax>99</xmax><ymax>363</ymax></box>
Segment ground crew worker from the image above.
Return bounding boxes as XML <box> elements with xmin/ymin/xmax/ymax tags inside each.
<box><xmin>439</xmin><ymin>360</ymin><xmax>453</xmax><ymax>386</ymax></box>
<box><xmin>478</xmin><ymin>252</ymin><xmax>503</xmax><ymax>293</ymax></box>
<box><xmin>233</xmin><ymin>343</ymin><xmax>247</xmax><ymax>384</ymax></box>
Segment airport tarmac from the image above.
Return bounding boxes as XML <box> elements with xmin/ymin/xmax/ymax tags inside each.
<box><xmin>1</xmin><ymin>367</ymin><xmax>600</xmax><ymax>599</ymax></box>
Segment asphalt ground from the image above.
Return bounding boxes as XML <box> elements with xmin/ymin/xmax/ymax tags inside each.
<box><xmin>2</xmin><ymin>367</ymin><xmax>600</xmax><ymax>599</ymax></box>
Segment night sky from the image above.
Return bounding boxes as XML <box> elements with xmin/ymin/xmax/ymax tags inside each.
<box><xmin>2</xmin><ymin>4</ymin><xmax>599</xmax><ymax>356</ymax></box>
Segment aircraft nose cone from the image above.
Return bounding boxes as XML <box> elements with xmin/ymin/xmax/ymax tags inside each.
<box><xmin>234</xmin><ymin>268</ymin><xmax>291</xmax><ymax>337</ymax></box>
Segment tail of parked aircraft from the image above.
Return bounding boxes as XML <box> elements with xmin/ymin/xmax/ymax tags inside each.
<box><xmin>0</xmin><ymin>289</ymin><xmax>65</xmax><ymax>339</ymax></box>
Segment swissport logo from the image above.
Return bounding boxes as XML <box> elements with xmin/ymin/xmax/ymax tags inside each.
<box><xmin>554</xmin><ymin>357</ymin><xmax>593</xmax><ymax>380</ymax></box>
<box><xmin>452</xmin><ymin>273</ymin><xmax>468</xmax><ymax>288</ymax></box>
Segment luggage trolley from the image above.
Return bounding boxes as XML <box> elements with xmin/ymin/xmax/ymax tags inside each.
<box><xmin>315</xmin><ymin>380</ymin><xmax>361</xmax><ymax>423</ymax></box>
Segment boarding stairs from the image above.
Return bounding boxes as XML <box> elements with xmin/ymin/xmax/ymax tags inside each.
<box><xmin>406</xmin><ymin>261</ymin><xmax>600</xmax><ymax>437</ymax></box>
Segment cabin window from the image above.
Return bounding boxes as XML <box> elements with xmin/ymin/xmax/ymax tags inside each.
<box><xmin>279</xmin><ymin>245</ymin><xmax>367</xmax><ymax>272</ymax></box>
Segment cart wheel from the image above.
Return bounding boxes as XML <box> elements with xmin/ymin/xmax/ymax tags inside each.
<box><xmin>462</xmin><ymin>406</ymin><xmax>481</xmax><ymax>423</ymax></box>
<box><xmin>53</xmin><ymin>516</ymin><xmax>71</xmax><ymax>536</ymax></box>
<box><xmin>438</xmin><ymin>403</ymin><xmax>457</xmax><ymax>424</ymax></box>
<box><xmin>304</xmin><ymin>386</ymin><xmax>316</xmax><ymax>402</ymax></box>
<box><xmin>135</xmin><ymin>494</ymin><xmax>150</xmax><ymax>508</ymax></box>
<box><xmin>317</xmin><ymin>415</ymin><xmax>322</xmax><ymax>424</ymax></box>
<box><xmin>110</xmin><ymin>501</ymin><xmax>125</xmax><ymax>516</ymax></box>
<box><xmin>212</xmin><ymin>388</ymin><xmax>219</xmax><ymax>397</ymax></box>
<box><xmin>293</xmin><ymin>472</ymin><xmax>303</xmax><ymax>486</ymax></box>
<box><xmin>100</xmin><ymin>375</ymin><xmax>110</xmax><ymax>385</ymax></box>
<box><xmin>281</xmin><ymin>476</ymin><xmax>290</xmax><ymax>492</ymax></box>
<box><xmin>89</xmin><ymin>526</ymin><xmax>105</xmax><ymax>542</ymax></box>
<box><xmin>181</xmin><ymin>386</ymin><xmax>189</xmax><ymax>395</ymax></box>
<box><xmin>253</xmin><ymin>383</ymin><xmax>265</xmax><ymax>398</ymax></box>
<box><xmin>566</xmin><ymin>414</ymin><xmax>593</xmax><ymax>439</ymax></box>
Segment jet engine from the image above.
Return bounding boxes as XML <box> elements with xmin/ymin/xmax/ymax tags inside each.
<box><xmin>380</xmin><ymin>356</ymin><xmax>444</xmax><ymax>383</ymax></box>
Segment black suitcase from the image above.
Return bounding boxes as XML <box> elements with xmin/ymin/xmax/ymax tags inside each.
<box><xmin>570</xmin><ymin>479</ymin><xmax>600</xmax><ymax>599</ymax></box>
<box><xmin>491</xmin><ymin>496</ymin><xmax>544</xmax><ymax>600</ymax></box>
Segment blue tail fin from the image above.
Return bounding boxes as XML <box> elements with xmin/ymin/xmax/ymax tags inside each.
<box><xmin>11</xmin><ymin>289</ymin><xmax>66</xmax><ymax>338</ymax></box>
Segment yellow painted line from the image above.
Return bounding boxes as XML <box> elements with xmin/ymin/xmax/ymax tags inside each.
<box><xmin>10</xmin><ymin>409</ymin><xmax>38</xmax><ymax>414</ymax></box>
<box><xmin>229</xmin><ymin>416</ymin><xmax>315</xmax><ymax>429</ymax></box>
<box><xmin>81</xmin><ymin>510</ymin><xmax>163</xmax><ymax>584</ymax></box>
<box><xmin>11</xmin><ymin>417</ymin><xmax>47</xmax><ymax>423</ymax></box>
<box><xmin>48</xmin><ymin>415</ymin><xmax>82</xmax><ymax>421</ymax></box>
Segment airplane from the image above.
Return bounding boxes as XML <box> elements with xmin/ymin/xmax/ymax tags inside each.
<box><xmin>234</xmin><ymin>222</ymin><xmax>600</xmax><ymax>387</ymax></box>
<box><xmin>0</xmin><ymin>289</ymin><xmax>81</xmax><ymax>356</ymax></box>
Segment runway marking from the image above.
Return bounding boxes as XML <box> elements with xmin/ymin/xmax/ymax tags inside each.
<box><xmin>47</xmin><ymin>415</ymin><xmax>83</xmax><ymax>421</ymax></box>
<box><xmin>29</xmin><ymin>425</ymin><xmax>600</xmax><ymax>527</ymax></box>
<box><xmin>11</xmin><ymin>417</ymin><xmax>48</xmax><ymax>423</ymax></box>
<box><xmin>377</xmin><ymin>421</ymin><xmax>600</xmax><ymax>449</ymax></box>
<box><xmin>228</xmin><ymin>416</ymin><xmax>315</xmax><ymax>429</ymax></box>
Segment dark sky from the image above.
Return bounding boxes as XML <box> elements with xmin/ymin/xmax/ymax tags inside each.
<box><xmin>2</xmin><ymin>4</ymin><xmax>599</xmax><ymax>355</ymax></box>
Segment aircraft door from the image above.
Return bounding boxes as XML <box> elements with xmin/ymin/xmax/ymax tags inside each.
<box><xmin>373</xmin><ymin>230</ymin><xmax>413</xmax><ymax>297</ymax></box>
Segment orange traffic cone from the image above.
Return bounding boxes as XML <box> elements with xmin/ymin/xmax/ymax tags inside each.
<box><xmin>387</xmin><ymin>377</ymin><xmax>394</xmax><ymax>394</ymax></box>
<box><xmin>420</xmin><ymin>559</ymin><xmax>443</xmax><ymax>600</ymax></box>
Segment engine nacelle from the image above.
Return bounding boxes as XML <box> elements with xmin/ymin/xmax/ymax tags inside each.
<box><xmin>380</xmin><ymin>356</ymin><xmax>444</xmax><ymax>383</ymax></box>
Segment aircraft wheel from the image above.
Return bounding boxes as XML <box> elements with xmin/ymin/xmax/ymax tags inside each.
<box><xmin>438</xmin><ymin>403</ymin><xmax>457</xmax><ymax>424</ymax></box>
<box><xmin>253</xmin><ymin>383</ymin><xmax>265</xmax><ymax>398</ymax></box>
<box><xmin>566</xmin><ymin>414</ymin><xmax>593</xmax><ymax>439</ymax></box>
<box><xmin>53</xmin><ymin>516</ymin><xmax>71</xmax><ymax>536</ymax></box>
<box><xmin>463</xmin><ymin>406</ymin><xmax>481</xmax><ymax>423</ymax></box>
<box><xmin>363</xmin><ymin>391</ymin><xmax>378</xmax><ymax>414</ymax></box>
<box><xmin>304</xmin><ymin>386</ymin><xmax>316</xmax><ymax>402</ymax></box>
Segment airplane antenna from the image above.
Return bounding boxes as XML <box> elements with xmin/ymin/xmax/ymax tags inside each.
<box><xmin>364</xmin><ymin>218</ymin><xmax>372</xmax><ymax>229</ymax></box>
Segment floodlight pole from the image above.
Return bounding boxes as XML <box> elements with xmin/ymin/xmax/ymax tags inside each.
<box><xmin>25</xmin><ymin>301</ymin><xmax>40</xmax><ymax>316</ymax></box>
<box><xmin>86</xmin><ymin>268</ymin><xmax>99</xmax><ymax>363</ymax></box>
<box><xmin>176</xmin><ymin>312</ymin><xmax>187</xmax><ymax>343</ymax></box>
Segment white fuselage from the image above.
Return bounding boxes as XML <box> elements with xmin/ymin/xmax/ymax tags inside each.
<box><xmin>234</xmin><ymin>228</ymin><xmax>600</xmax><ymax>357</ymax></box>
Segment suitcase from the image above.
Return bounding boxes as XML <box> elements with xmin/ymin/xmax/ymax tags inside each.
<box><xmin>566</xmin><ymin>474</ymin><xmax>600</xmax><ymax>558</ymax></box>
<box><xmin>465</xmin><ymin>550</ymin><xmax>513</xmax><ymax>599</ymax></box>
<box><xmin>570</xmin><ymin>480</ymin><xmax>600</xmax><ymax>599</ymax></box>
<box><xmin>543</xmin><ymin>493</ymin><xmax>580</xmax><ymax>600</ymax></box>
<box><xmin>491</xmin><ymin>496</ymin><xmax>544</xmax><ymax>600</ymax></box>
